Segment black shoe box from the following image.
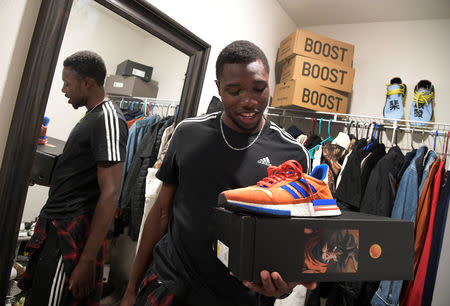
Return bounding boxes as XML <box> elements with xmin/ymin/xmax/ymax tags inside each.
<box><xmin>116</xmin><ymin>60</ymin><xmax>153</xmax><ymax>82</ymax></box>
<box><xmin>30</xmin><ymin>136</ymin><xmax>65</xmax><ymax>186</ymax></box>
<box><xmin>213</xmin><ymin>207</ymin><xmax>413</xmax><ymax>283</ymax></box>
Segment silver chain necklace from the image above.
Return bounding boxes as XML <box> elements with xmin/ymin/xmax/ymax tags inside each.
<box><xmin>86</xmin><ymin>100</ymin><xmax>105</xmax><ymax>115</ymax></box>
<box><xmin>219</xmin><ymin>112</ymin><xmax>263</xmax><ymax>151</ymax></box>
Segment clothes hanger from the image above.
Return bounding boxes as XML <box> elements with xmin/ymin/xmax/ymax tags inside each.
<box><xmin>377</xmin><ymin>124</ymin><xmax>384</xmax><ymax>144</ymax></box>
<box><xmin>443</xmin><ymin>131</ymin><xmax>449</xmax><ymax>165</ymax></box>
<box><xmin>364</xmin><ymin>123</ymin><xmax>378</xmax><ymax>150</ymax></box>
<box><xmin>309</xmin><ymin>118</ymin><xmax>315</xmax><ymax>137</ymax></box>
<box><xmin>410</xmin><ymin>127</ymin><xmax>415</xmax><ymax>150</ymax></box>
<box><xmin>346</xmin><ymin>120</ymin><xmax>353</xmax><ymax>135</ymax></box>
<box><xmin>308</xmin><ymin>118</ymin><xmax>323</xmax><ymax>159</ymax></box>
<box><xmin>320</xmin><ymin>119</ymin><xmax>333</xmax><ymax>145</ymax></box>
<box><xmin>365</xmin><ymin>122</ymin><xmax>371</xmax><ymax>140</ymax></box>
<box><xmin>433</xmin><ymin>130</ymin><xmax>439</xmax><ymax>151</ymax></box>
<box><xmin>391</xmin><ymin>122</ymin><xmax>398</xmax><ymax>146</ymax></box>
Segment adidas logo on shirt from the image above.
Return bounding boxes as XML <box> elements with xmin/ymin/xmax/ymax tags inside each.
<box><xmin>257</xmin><ymin>157</ymin><xmax>272</xmax><ymax>166</ymax></box>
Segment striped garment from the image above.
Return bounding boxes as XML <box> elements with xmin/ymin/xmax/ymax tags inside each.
<box><xmin>102</xmin><ymin>100</ymin><xmax>122</xmax><ymax>162</ymax></box>
<box><xmin>18</xmin><ymin>215</ymin><xmax>105</xmax><ymax>305</ymax></box>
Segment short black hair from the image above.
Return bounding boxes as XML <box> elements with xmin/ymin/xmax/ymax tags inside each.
<box><xmin>63</xmin><ymin>51</ymin><xmax>106</xmax><ymax>86</ymax></box>
<box><xmin>215</xmin><ymin>40</ymin><xmax>269</xmax><ymax>80</ymax></box>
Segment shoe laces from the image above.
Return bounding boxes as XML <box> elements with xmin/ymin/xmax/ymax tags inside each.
<box><xmin>413</xmin><ymin>90</ymin><xmax>434</xmax><ymax>108</ymax></box>
<box><xmin>257</xmin><ymin>160</ymin><xmax>317</xmax><ymax>200</ymax></box>
<box><xmin>257</xmin><ymin>160</ymin><xmax>302</xmax><ymax>187</ymax></box>
<box><xmin>386</xmin><ymin>83</ymin><xmax>406</xmax><ymax>96</ymax></box>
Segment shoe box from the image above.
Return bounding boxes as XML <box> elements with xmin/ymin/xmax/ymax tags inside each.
<box><xmin>30</xmin><ymin>136</ymin><xmax>65</xmax><ymax>186</ymax></box>
<box><xmin>273</xmin><ymin>30</ymin><xmax>354</xmax><ymax>114</ymax></box>
<box><xmin>105</xmin><ymin>75</ymin><xmax>159</xmax><ymax>98</ymax></box>
<box><xmin>213</xmin><ymin>207</ymin><xmax>413</xmax><ymax>283</ymax></box>
<box><xmin>272</xmin><ymin>79</ymin><xmax>349</xmax><ymax>113</ymax></box>
<box><xmin>116</xmin><ymin>59</ymin><xmax>153</xmax><ymax>82</ymax></box>
<box><xmin>277</xmin><ymin>30</ymin><xmax>354</xmax><ymax>67</ymax></box>
<box><xmin>280</xmin><ymin>56</ymin><xmax>355</xmax><ymax>93</ymax></box>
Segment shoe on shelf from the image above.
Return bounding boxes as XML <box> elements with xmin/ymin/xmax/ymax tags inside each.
<box><xmin>383</xmin><ymin>77</ymin><xmax>406</xmax><ymax>120</ymax></box>
<box><xmin>218</xmin><ymin>160</ymin><xmax>341</xmax><ymax>217</ymax></box>
<box><xmin>410</xmin><ymin>80</ymin><xmax>434</xmax><ymax>126</ymax></box>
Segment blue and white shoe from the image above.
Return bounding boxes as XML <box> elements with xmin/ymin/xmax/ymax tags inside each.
<box><xmin>383</xmin><ymin>77</ymin><xmax>406</xmax><ymax>120</ymax></box>
<box><xmin>410</xmin><ymin>80</ymin><xmax>434</xmax><ymax>126</ymax></box>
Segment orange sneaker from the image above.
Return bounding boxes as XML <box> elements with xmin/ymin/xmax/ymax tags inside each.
<box><xmin>218</xmin><ymin>160</ymin><xmax>341</xmax><ymax>217</ymax></box>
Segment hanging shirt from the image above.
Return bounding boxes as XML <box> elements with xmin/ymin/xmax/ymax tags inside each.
<box><xmin>403</xmin><ymin>159</ymin><xmax>443</xmax><ymax>306</ymax></box>
<box><xmin>422</xmin><ymin>171</ymin><xmax>450</xmax><ymax>305</ymax></box>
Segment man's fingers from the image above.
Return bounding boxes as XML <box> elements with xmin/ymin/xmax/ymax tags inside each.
<box><xmin>271</xmin><ymin>272</ymin><xmax>293</xmax><ymax>293</ymax></box>
<box><xmin>260</xmin><ymin>270</ymin><xmax>277</xmax><ymax>295</ymax></box>
<box><xmin>300</xmin><ymin>281</ymin><xmax>317</xmax><ymax>290</ymax></box>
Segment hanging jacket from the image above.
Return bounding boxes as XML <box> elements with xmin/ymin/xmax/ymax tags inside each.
<box><xmin>360</xmin><ymin>146</ymin><xmax>404</xmax><ymax>216</ymax></box>
<box><xmin>115</xmin><ymin>117</ymin><xmax>174</xmax><ymax>240</ymax></box>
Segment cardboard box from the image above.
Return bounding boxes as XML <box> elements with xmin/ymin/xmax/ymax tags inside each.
<box><xmin>116</xmin><ymin>59</ymin><xmax>153</xmax><ymax>82</ymax></box>
<box><xmin>105</xmin><ymin>75</ymin><xmax>158</xmax><ymax>98</ymax></box>
<box><xmin>277</xmin><ymin>30</ymin><xmax>354</xmax><ymax>68</ymax></box>
<box><xmin>272</xmin><ymin>80</ymin><xmax>349</xmax><ymax>113</ymax></box>
<box><xmin>214</xmin><ymin>207</ymin><xmax>414</xmax><ymax>282</ymax></box>
<box><xmin>281</xmin><ymin>55</ymin><xmax>354</xmax><ymax>93</ymax></box>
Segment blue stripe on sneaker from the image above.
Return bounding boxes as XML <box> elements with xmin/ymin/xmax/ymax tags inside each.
<box><xmin>299</xmin><ymin>178</ymin><xmax>317</xmax><ymax>193</ymax></box>
<box><xmin>228</xmin><ymin>202</ymin><xmax>291</xmax><ymax>216</ymax></box>
<box><xmin>313</xmin><ymin>199</ymin><xmax>337</xmax><ymax>205</ymax></box>
<box><xmin>281</xmin><ymin>185</ymin><xmax>300</xmax><ymax>199</ymax></box>
<box><xmin>288</xmin><ymin>182</ymin><xmax>309</xmax><ymax>198</ymax></box>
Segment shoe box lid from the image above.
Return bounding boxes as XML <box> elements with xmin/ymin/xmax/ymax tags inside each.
<box><xmin>213</xmin><ymin>207</ymin><xmax>413</xmax><ymax>283</ymax></box>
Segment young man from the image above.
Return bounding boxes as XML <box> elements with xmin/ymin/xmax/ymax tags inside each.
<box><xmin>18</xmin><ymin>51</ymin><xmax>128</xmax><ymax>305</ymax></box>
<box><xmin>121</xmin><ymin>41</ymin><xmax>312</xmax><ymax>306</ymax></box>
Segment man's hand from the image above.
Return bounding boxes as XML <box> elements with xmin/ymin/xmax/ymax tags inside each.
<box><xmin>69</xmin><ymin>259</ymin><xmax>96</xmax><ymax>299</ymax></box>
<box><xmin>242</xmin><ymin>270</ymin><xmax>316</xmax><ymax>298</ymax></box>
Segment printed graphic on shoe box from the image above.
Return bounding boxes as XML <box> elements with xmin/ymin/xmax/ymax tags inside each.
<box><xmin>277</xmin><ymin>30</ymin><xmax>354</xmax><ymax>68</ymax></box>
<box><xmin>280</xmin><ymin>55</ymin><xmax>355</xmax><ymax>93</ymax></box>
<box><xmin>272</xmin><ymin>80</ymin><xmax>349</xmax><ymax>113</ymax></box>
<box><xmin>213</xmin><ymin>208</ymin><xmax>413</xmax><ymax>282</ymax></box>
<box><xmin>105</xmin><ymin>75</ymin><xmax>159</xmax><ymax>98</ymax></box>
<box><xmin>302</xmin><ymin>228</ymin><xmax>359</xmax><ymax>274</ymax></box>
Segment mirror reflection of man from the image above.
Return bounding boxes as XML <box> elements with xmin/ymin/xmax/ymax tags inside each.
<box><xmin>121</xmin><ymin>40</ymin><xmax>315</xmax><ymax>306</ymax></box>
<box><xmin>18</xmin><ymin>51</ymin><xmax>128</xmax><ymax>305</ymax></box>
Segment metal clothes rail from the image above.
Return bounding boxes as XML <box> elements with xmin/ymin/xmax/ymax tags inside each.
<box><xmin>266</xmin><ymin>107</ymin><xmax>450</xmax><ymax>137</ymax></box>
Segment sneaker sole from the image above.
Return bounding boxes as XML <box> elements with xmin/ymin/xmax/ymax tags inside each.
<box><xmin>218</xmin><ymin>194</ymin><xmax>341</xmax><ymax>218</ymax></box>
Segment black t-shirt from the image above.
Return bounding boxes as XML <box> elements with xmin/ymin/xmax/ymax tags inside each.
<box><xmin>40</xmin><ymin>100</ymin><xmax>128</xmax><ymax>219</ymax></box>
<box><xmin>154</xmin><ymin>112</ymin><xmax>310</xmax><ymax>305</ymax></box>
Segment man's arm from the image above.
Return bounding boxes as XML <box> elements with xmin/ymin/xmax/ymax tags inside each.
<box><xmin>69</xmin><ymin>161</ymin><xmax>124</xmax><ymax>299</ymax></box>
<box><xmin>121</xmin><ymin>182</ymin><xmax>177</xmax><ymax>306</ymax></box>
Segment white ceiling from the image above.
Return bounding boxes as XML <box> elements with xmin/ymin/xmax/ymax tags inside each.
<box><xmin>277</xmin><ymin>0</ymin><xmax>450</xmax><ymax>27</ymax></box>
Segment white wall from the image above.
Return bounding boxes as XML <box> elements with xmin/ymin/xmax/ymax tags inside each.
<box><xmin>302</xmin><ymin>19</ymin><xmax>450</xmax><ymax>122</ymax></box>
<box><xmin>0</xmin><ymin>0</ymin><xmax>42</xmax><ymax>163</ymax></box>
<box><xmin>145</xmin><ymin>0</ymin><xmax>298</xmax><ymax>114</ymax></box>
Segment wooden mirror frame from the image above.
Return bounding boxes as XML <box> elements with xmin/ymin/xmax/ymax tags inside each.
<box><xmin>0</xmin><ymin>0</ymin><xmax>210</xmax><ymax>299</ymax></box>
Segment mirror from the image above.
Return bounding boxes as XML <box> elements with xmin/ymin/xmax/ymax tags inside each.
<box><xmin>0</xmin><ymin>0</ymin><xmax>210</xmax><ymax>299</ymax></box>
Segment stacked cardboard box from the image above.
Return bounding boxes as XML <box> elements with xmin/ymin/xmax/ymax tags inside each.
<box><xmin>105</xmin><ymin>59</ymin><xmax>158</xmax><ymax>98</ymax></box>
<box><xmin>272</xmin><ymin>30</ymin><xmax>355</xmax><ymax>113</ymax></box>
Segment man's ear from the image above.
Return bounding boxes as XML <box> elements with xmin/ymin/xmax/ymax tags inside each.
<box><xmin>84</xmin><ymin>77</ymin><xmax>98</xmax><ymax>89</ymax></box>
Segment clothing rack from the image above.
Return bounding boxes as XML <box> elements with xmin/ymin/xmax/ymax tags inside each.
<box><xmin>266</xmin><ymin>107</ymin><xmax>450</xmax><ymax>159</ymax></box>
<box><xmin>266</xmin><ymin>107</ymin><xmax>450</xmax><ymax>137</ymax></box>
<box><xmin>110</xmin><ymin>95</ymin><xmax>179</xmax><ymax>117</ymax></box>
